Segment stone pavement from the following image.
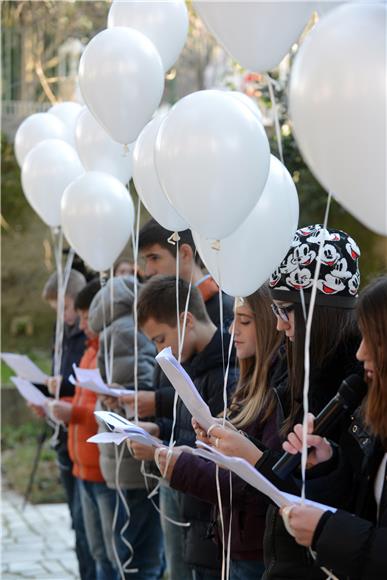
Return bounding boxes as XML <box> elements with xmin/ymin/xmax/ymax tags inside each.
<box><xmin>1</xmin><ymin>487</ymin><xmax>79</xmax><ymax>579</ymax></box>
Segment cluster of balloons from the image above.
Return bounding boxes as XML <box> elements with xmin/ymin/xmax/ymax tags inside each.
<box><xmin>15</xmin><ymin>0</ymin><xmax>386</xmax><ymax>290</ymax></box>
<box><xmin>132</xmin><ymin>86</ymin><xmax>299</xmax><ymax>297</ymax></box>
<box><xmin>193</xmin><ymin>1</ymin><xmax>386</xmax><ymax>237</ymax></box>
<box><xmin>289</xmin><ymin>2</ymin><xmax>386</xmax><ymax>236</ymax></box>
<box><xmin>15</xmin><ymin>0</ymin><xmax>189</xmax><ymax>273</ymax></box>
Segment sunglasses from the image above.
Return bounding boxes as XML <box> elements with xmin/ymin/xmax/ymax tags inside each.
<box><xmin>271</xmin><ymin>303</ymin><xmax>295</xmax><ymax>322</ymax></box>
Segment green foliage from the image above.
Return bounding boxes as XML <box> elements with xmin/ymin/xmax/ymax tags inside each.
<box><xmin>1</xmin><ymin>132</ymin><xmax>26</xmax><ymax>225</ymax></box>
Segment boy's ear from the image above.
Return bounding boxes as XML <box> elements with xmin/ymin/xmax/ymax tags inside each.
<box><xmin>180</xmin><ymin>310</ymin><xmax>194</xmax><ymax>329</ymax></box>
<box><xmin>179</xmin><ymin>243</ymin><xmax>194</xmax><ymax>265</ymax></box>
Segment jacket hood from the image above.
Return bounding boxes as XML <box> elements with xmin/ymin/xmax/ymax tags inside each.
<box><xmin>88</xmin><ymin>275</ymin><xmax>138</xmax><ymax>333</ymax></box>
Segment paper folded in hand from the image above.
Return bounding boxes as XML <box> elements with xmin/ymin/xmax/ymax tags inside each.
<box><xmin>71</xmin><ymin>366</ymin><xmax>132</xmax><ymax>398</ymax></box>
<box><xmin>88</xmin><ymin>411</ymin><xmax>162</xmax><ymax>448</ymax></box>
<box><xmin>156</xmin><ymin>347</ymin><xmax>215</xmax><ymax>431</ymax></box>
<box><xmin>189</xmin><ymin>441</ymin><xmax>336</xmax><ymax>512</ymax></box>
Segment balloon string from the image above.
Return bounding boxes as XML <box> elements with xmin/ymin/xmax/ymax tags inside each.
<box><xmin>214</xmin><ymin>245</ymin><xmax>233</xmax><ymax>580</ymax></box>
<box><xmin>99</xmin><ymin>271</ymin><xmax>113</xmax><ymax>386</ymax></box>
<box><xmin>300</xmin><ymin>193</ymin><xmax>332</xmax><ymax>503</ymax></box>
<box><xmin>130</xmin><ymin>196</ymin><xmax>141</xmax><ymax>423</ymax></box>
<box><xmin>50</xmin><ymin>227</ymin><xmax>74</xmax><ymax>441</ymax></box>
<box><xmin>265</xmin><ymin>73</ymin><xmax>284</xmax><ymax>164</ymax></box>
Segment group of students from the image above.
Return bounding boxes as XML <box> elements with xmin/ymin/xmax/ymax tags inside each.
<box><xmin>30</xmin><ymin>217</ymin><xmax>386</xmax><ymax>580</ymax></box>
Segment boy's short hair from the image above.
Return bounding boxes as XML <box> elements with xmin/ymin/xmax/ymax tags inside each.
<box><xmin>42</xmin><ymin>269</ymin><xmax>86</xmax><ymax>301</ymax></box>
<box><xmin>74</xmin><ymin>278</ymin><xmax>101</xmax><ymax>311</ymax></box>
<box><xmin>138</xmin><ymin>218</ymin><xmax>203</xmax><ymax>266</ymax></box>
<box><xmin>138</xmin><ymin>275</ymin><xmax>209</xmax><ymax>328</ymax></box>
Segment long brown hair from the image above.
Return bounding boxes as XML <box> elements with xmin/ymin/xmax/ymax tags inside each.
<box><xmin>357</xmin><ymin>275</ymin><xmax>387</xmax><ymax>442</ymax></box>
<box><xmin>283</xmin><ymin>302</ymin><xmax>358</xmax><ymax>433</ymax></box>
<box><xmin>229</xmin><ymin>284</ymin><xmax>282</xmax><ymax>429</ymax></box>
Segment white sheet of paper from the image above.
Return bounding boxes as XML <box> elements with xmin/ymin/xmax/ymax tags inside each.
<box><xmin>72</xmin><ymin>366</ymin><xmax>132</xmax><ymax>398</ymax></box>
<box><xmin>88</xmin><ymin>432</ymin><xmax>129</xmax><ymax>445</ymax></box>
<box><xmin>2</xmin><ymin>353</ymin><xmax>48</xmax><ymax>384</ymax></box>
<box><xmin>93</xmin><ymin>411</ymin><xmax>162</xmax><ymax>447</ymax></box>
<box><xmin>11</xmin><ymin>376</ymin><xmax>48</xmax><ymax>408</ymax></box>
<box><xmin>193</xmin><ymin>441</ymin><xmax>337</xmax><ymax>512</ymax></box>
<box><xmin>156</xmin><ymin>347</ymin><xmax>215</xmax><ymax>431</ymax></box>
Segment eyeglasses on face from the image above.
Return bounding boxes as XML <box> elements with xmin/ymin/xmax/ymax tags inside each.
<box><xmin>271</xmin><ymin>302</ymin><xmax>295</xmax><ymax>322</ymax></box>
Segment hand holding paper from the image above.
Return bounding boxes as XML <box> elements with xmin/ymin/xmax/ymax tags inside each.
<box><xmin>11</xmin><ymin>376</ymin><xmax>48</xmax><ymax>409</ymax></box>
<box><xmin>71</xmin><ymin>366</ymin><xmax>132</xmax><ymax>398</ymax></box>
<box><xmin>191</xmin><ymin>441</ymin><xmax>337</xmax><ymax>513</ymax></box>
<box><xmin>88</xmin><ymin>411</ymin><xmax>162</xmax><ymax>448</ymax></box>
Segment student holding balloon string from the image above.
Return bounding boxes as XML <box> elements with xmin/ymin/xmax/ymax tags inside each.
<box><xmin>128</xmin><ymin>275</ymin><xmax>237</xmax><ymax>580</ymax></box>
<box><xmin>155</xmin><ymin>284</ymin><xmax>286</xmax><ymax>580</ymax></box>
<box><xmin>278</xmin><ymin>275</ymin><xmax>387</xmax><ymax>579</ymax></box>
<box><xmin>87</xmin><ymin>276</ymin><xmax>164</xmax><ymax>580</ymax></box>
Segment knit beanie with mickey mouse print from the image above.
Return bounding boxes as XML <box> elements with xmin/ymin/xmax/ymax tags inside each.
<box><xmin>269</xmin><ymin>225</ymin><xmax>361</xmax><ymax>308</ymax></box>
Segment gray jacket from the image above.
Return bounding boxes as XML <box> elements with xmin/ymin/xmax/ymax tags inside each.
<box><xmin>89</xmin><ymin>275</ymin><xmax>156</xmax><ymax>490</ymax></box>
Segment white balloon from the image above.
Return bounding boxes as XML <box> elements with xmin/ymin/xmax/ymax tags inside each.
<box><xmin>316</xmin><ymin>1</ymin><xmax>344</xmax><ymax>17</ymax></box>
<box><xmin>194</xmin><ymin>1</ymin><xmax>313</xmax><ymax>72</ymax></box>
<box><xmin>21</xmin><ymin>139</ymin><xmax>84</xmax><ymax>227</ymax></box>
<box><xmin>193</xmin><ymin>156</ymin><xmax>299</xmax><ymax>297</ymax></box>
<box><xmin>75</xmin><ymin>107</ymin><xmax>133</xmax><ymax>185</ymax></box>
<box><xmin>227</xmin><ymin>91</ymin><xmax>262</xmax><ymax>122</ymax></box>
<box><xmin>133</xmin><ymin>116</ymin><xmax>188</xmax><ymax>231</ymax></box>
<box><xmin>79</xmin><ymin>27</ymin><xmax>164</xmax><ymax>144</ymax></box>
<box><xmin>289</xmin><ymin>3</ymin><xmax>387</xmax><ymax>236</ymax></box>
<box><xmin>108</xmin><ymin>0</ymin><xmax>189</xmax><ymax>71</ymax></box>
<box><xmin>14</xmin><ymin>113</ymin><xmax>69</xmax><ymax>167</ymax></box>
<box><xmin>316</xmin><ymin>1</ymin><xmax>382</xmax><ymax>18</ymax></box>
<box><xmin>49</xmin><ymin>102</ymin><xmax>83</xmax><ymax>148</ymax></box>
<box><xmin>155</xmin><ymin>90</ymin><xmax>270</xmax><ymax>240</ymax></box>
<box><xmin>61</xmin><ymin>171</ymin><xmax>135</xmax><ymax>271</ymax></box>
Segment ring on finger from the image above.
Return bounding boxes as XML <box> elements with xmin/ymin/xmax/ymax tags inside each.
<box><xmin>154</xmin><ymin>447</ymin><xmax>164</xmax><ymax>471</ymax></box>
<box><xmin>282</xmin><ymin>505</ymin><xmax>296</xmax><ymax>537</ymax></box>
<box><xmin>215</xmin><ymin>437</ymin><xmax>220</xmax><ymax>448</ymax></box>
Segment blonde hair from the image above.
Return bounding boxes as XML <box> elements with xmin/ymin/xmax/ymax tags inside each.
<box><xmin>228</xmin><ymin>284</ymin><xmax>282</xmax><ymax>429</ymax></box>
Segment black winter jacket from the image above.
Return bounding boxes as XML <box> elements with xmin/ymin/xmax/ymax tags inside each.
<box><xmin>310</xmin><ymin>410</ymin><xmax>387</xmax><ymax>579</ymax></box>
<box><xmin>254</xmin><ymin>337</ymin><xmax>364</xmax><ymax>580</ymax></box>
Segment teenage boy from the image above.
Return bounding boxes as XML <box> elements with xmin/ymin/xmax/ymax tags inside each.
<box><xmin>50</xmin><ymin>278</ymin><xmax>118</xmax><ymax>580</ymax></box>
<box><xmin>138</xmin><ymin>218</ymin><xmax>233</xmax><ymax>327</ymax></box>
<box><xmin>41</xmin><ymin>269</ymin><xmax>94</xmax><ymax>580</ymax></box>
<box><xmin>129</xmin><ymin>276</ymin><xmax>238</xmax><ymax>580</ymax></box>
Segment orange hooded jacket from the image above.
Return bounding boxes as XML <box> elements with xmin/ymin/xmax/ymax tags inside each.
<box><xmin>68</xmin><ymin>337</ymin><xmax>105</xmax><ymax>482</ymax></box>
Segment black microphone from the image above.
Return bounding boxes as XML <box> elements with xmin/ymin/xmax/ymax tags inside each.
<box><xmin>272</xmin><ymin>374</ymin><xmax>368</xmax><ymax>480</ymax></box>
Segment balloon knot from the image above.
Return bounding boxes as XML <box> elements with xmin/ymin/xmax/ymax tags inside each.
<box><xmin>122</xmin><ymin>144</ymin><xmax>129</xmax><ymax>157</ymax></box>
<box><xmin>99</xmin><ymin>271</ymin><xmax>109</xmax><ymax>286</ymax></box>
<box><xmin>167</xmin><ymin>232</ymin><xmax>180</xmax><ymax>246</ymax></box>
<box><xmin>211</xmin><ymin>239</ymin><xmax>221</xmax><ymax>251</ymax></box>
